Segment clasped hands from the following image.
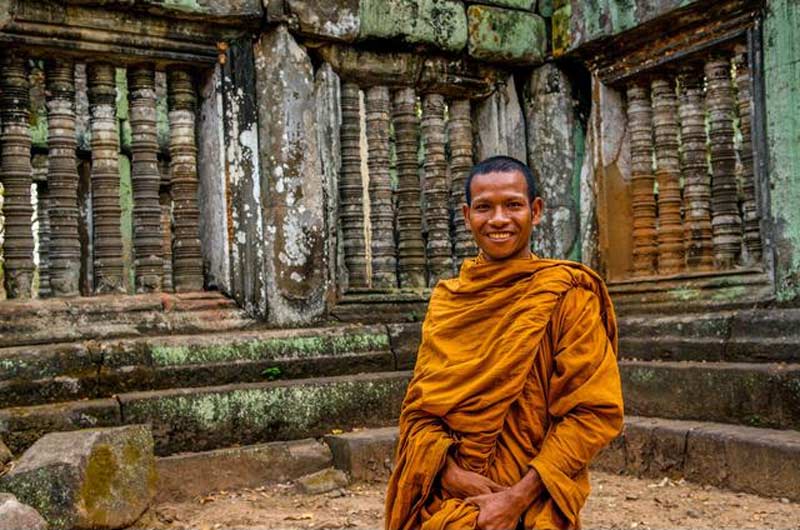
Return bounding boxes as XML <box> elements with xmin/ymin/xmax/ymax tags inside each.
<box><xmin>440</xmin><ymin>455</ymin><xmax>537</xmax><ymax>530</ymax></box>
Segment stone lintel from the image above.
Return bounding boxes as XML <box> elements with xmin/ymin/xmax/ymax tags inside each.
<box><xmin>467</xmin><ymin>5</ymin><xmax>546</xmax><ymax>64</ymax></box>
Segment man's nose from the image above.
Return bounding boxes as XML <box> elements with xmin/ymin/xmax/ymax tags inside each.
<box><xmin>488</xmin><ymin>207</ymin><xmax>510</xmax><ymax>225</ymax></box>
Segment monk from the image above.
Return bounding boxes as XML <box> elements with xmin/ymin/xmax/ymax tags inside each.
<box><xmin>385</xmin><ymin>156</ymin><xmax>624</xmax><ymax>530</ymax></box>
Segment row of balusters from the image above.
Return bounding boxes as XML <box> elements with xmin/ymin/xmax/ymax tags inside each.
<box><xmin>339</xmin><ymin>84</ymin><xmax>478</xmax><ymax>290</ymax></box>
<box><xmin>627</xmin><ymin>50</ymin><xmax>762</xmax><ymax>277</ymax></box>
<box><xmin>0</xmin><ymin>54</ymin><xmax>204</xmax><ymax>299</ymax></box>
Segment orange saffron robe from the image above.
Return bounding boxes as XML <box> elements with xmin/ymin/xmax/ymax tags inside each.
<box><xmin>385</xmin><ymin>256</ymin><xmax>624</xmax><ymax>530</ymax></box>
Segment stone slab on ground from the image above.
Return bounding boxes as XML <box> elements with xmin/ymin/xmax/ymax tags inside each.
<box><xmin>594</xmin><ymin>416</ymin><xmax>800</xmax><ymax>501</ymax></box>
<box><xmin>294</xmin><ymin>468</ymin><xmax>349</xmax><ymax>495</ymax></box>
<box><xmin>0</xmin><ymin>425</ymin><xmax>156</xmax><ymax>530</ymax></box>
<box><xmin>119</xmin><ymin>372</ymin><xmax>411</xmax><ymax>455</ymax></box>
<box><xmin>156</xmin><ymin>439</ymin><xmax>332</xmax><ymax>503</ymax></box>
<box><xmin>0</xmin><ymin>493</ymin><xmax>48</xmax><ymax>530</ymax></box>
<box><xmin>325</xmin><ymin>426</ymin><xmax>398</xmax><ymax>481</ymax></box>
<box><xmin>467</xmin><ymin>5</ymin><xmax>546</xmax><ymax>64</ymax></box>
<box><xmin>620</xmin><ymin>360</ymin><xmax>800</xmax><ymax>429</ymax></box>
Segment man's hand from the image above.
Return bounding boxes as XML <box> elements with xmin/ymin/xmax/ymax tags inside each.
<box><xmin>440</xmin><ymin>456</ymin><xmax>507</xmax><ymax>499</ymax></box>
<box><xmin>465</xmin><ymin>490</ymin><xmax>524</xmax><ymax>530</ymax></box>
<box><xmin>466</xmin><ymin>468</ymin><xmax>544</xmax><ymax>530</ymax></box>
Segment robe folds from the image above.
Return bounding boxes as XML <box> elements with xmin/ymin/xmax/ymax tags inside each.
<box><xmin>385</xmin><ymin>255</ymin><xmax>624</xmax><ymax>530</ymax></box>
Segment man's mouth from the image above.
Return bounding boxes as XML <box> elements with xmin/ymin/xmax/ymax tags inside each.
<box><xmin>486</xmin><ymin>231</ymin><xmax>514</xmax><ymax>241</ymax></box>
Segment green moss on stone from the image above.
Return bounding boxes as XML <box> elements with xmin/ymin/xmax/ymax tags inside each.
<box><xmin>149</xmin><ymin>332</ymin><xmax>390</xmax><ymax>366</ymax></box>
<box><xmin>359</xmin><ymin>0</ymin><xmax>468</xmax><ymax>53</ymax></box>
<box><xmin>670</xmin><ymin>287</ymin><xmax>700</xmax><ymax>301</ymax></box>
<box><xmin>119</xmin><ymin>155</ymin><xmax>135</xmax><ymax>294</ymax></box>
<box><xmin>468</xmin><ymin>5</ymin><xmax>546</xmax><ymax>64</ymax></box>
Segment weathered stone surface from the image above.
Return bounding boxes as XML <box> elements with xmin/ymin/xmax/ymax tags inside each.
<box><xmin>593</xmin><ymin>416</ymin><xmax>800</xmax><ymax>501</ymax></box>
<box><xmin>197</xmin><ymin>64</ymin><xmax>230</xmax><ymax>294</ymax></box>
<box><xmin>294</xmin><ymin>467</ymin><xmax>349</xmax><ymax>494</ymax></box>
<box><xmin>620</xmin><ymin>360</ymin><xmax>800</xmax><ymax>430</ymax></box>
<box><xmin>359</xmin><ymin>0</ymin><xmax>468</xmax><ymax>53</ymax></box>
<box><xmin>222</xmin><ymin>37</ymin><xmax>268</xmax><ymax>317</ymax></box>
<box><xmin>524</xmin><ymin>63</ymin><xmax>580</xmax><ymax>259</ymax></box>
<box><xmin>387</xmin><ymin>322</ymin><xmax>422</xmax><ymax>370</ymax></box>
<box><xmin>552</xmin><ymin>0</ymin><xmax>707</xmax><ymax>55</ymax></box>
<box><xmin>0</xmin><ymin>494</ymin><xmax>48</xmax><ymax>530</ymax></box>
<box><xmin>287</xmin><ymin>0</ymin><xmax>360</xmax><ymax>41</ymax></box>
<box><xmin>156</xmin><ymin>438</ymin><xmax>332</xmax><ymax>502</ymax></box>
<box><xmin>316</xmin><ymin>44</ymin><xmax>423</xmax><ymax>87</ymax></box>
<box><xmin>0</xmin><ymin>426</ymin><xmax>156</xmax><ymax>530</ymax></box>
<box><xmin>477</xmin><ymin>0</ymin><xmax>536</xmax><ymax>9</ymax></box>
<box><xmin>467</xmin><ymin>5</ymin><xmax>546</xmax><ymax>64</ymax></box>
<box><xmin>765</xmin><ymin>0</ymin><xmax>800</xmax><ymax>302</ymax></box>
<box><xmin>324</xmin><ymin>426</ymin><xmax>398</xmax><ymax>481</ymax></box>
<box><xmin>0</xmin><ymin>438</ymin><xmax>12</xmax><ymax>465</ymax></box>
<box><xmin>473</xmin><ymin>75</ymin><xmax>527</xmax><ymax>163</ymax></box>
<box><xmin>255</xmin><ymin>26</ymin><xmax>327</xmax><ymax>325</ymax></box>
<box><xmin>60</xmin><ymin>0</ymin><xmax>262</xmax><ymax>20</ymax></box>
<box><xmin>119</xmin><ymin>372</ymin><xmax>410</xmax><ymax>455</ymax></box>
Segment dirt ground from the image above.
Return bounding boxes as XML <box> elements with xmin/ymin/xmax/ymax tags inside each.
<box><xmin>133</xmin><ymin>471</ymin><xmax>800</xmax><ymax>530</ymax></box>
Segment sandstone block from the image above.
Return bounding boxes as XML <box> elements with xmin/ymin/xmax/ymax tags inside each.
<box><xmin>0</xmin><ymin>425</ymin><xmax>157</xmax><ymax>530</ymax></box>
<box><xmin>467</xmin><ymin>5</ymin><xmax>546</xmax><ymax>64</ymax></box>
<box><xmin>476</xmin><ymin>0</ymin><xmax>536</xmax><ymax>9</ymax></box>
<box><xmin>0</xmin><ymin>494</ymin><xmax>48</xmax><ymax>530</ymax></box>
<box><xmin>255</xmin><ymin>26</ymin><xmax>327</xmax><ymax>326</ymax></box>
<box><xmin>324</xmin><ymin>427</ymin><xmax>398</xmax><ymax>482</ymax></box>
<box><xmin>387</xmin><ymin>322</ymin><xmax>422</xmax><ymax>370</ymax></box>
<box><xmin>359</xmin><ymin>0</ymin><xmax>468</xmax><ymax>53</ymax></box>
<box><xmin>294</xmin><ymin>467</ymin><xmax>349</xmax><ymax>495</ymax></box>
<box><xmin>473</xmin><ymin>75</ymin><xmax>527</xmax><ymax>163</ymax></box>
<box><xmin>287</xmin><ymin>0</ymin><xmax>360</xmax><ymax>42</ymax></box>
<box><xmin>0</xmin><ymin>438</ymin><xmax>12</xmax><ymax>465</ymax></box>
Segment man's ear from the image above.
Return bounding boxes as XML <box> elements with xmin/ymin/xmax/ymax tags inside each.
<box><xmin>462</xmin><ymin>203</ymin><xmax>471</xmax><ymax>232</ymax></box>
<box><xmin>531</xmin><ymin>197</ymin><xmax>544</xmax><ymax>226</ymax></box>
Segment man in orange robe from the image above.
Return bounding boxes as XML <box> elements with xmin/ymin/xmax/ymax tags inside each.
<box><xmin>385</xmin><ymin>156</ymin><xmax>624</xmax><ymax>530</ymax></box>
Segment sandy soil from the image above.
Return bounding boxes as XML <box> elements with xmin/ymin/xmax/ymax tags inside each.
<box><xmin>133</xmin><ymin>471</ymin><xmax>800</xmax><ymax>530</ymax></box>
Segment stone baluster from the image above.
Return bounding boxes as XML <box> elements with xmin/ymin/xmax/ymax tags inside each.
<box><xmin>128</xmin><ymin>64</ymin><xmax>164</xmax><ymax>292</ymax></box>
<box><xmin>160</xmin><ymin>196</ymin><xmax>174</xmax><ymax>292</ymax></box>
<box><xmin>167</xmin><ymin>67</ymin><xmax>204</xmax><ymax>291</ymax></box>
<box><xmin>392</xmin><ymin>88</ymin><xmax>426</xmax><ymax>289</ymax></box>
<box><xmin>0</xmin><ymin>54</ymin><xmax>35</xmax><ymax>298</ymax></box>
<box><xmin>448</xmin><ymin>99</ymin><xmax>477</xmax><ymax>268</ymax></box>
<box><xmin>705</xmin><ymin>56</ymin><xmax>742</xmax><ymax>269</ymax></box>
<box><xmin>626</xmin><ymin>83</ymin><xmax>658</xmax><ymax>276</ymax></box>
<box><xmin>36</xmin><ymin>183</ymin><xmax>51</xmax><ymax>298</ymax></box>
<box><xmin>677</xmin><ymin>65</ymin><xmax>714</xmax><ymax>271</ymax></box>
<box><xmin>421</xmin><ymin>93</ymin><xmax>453</xmax><ymax>285</ymax></box>
<box><xmin>87</xmin><ymin>62</ymin><xmax>125</xmax><ymax>293</ymax></box>
<box><xmin>45</xmin><ymin>58</ymin><xmax>82</xmax><ymax>297</ymax></box>
<box><xmin>734</xmin><ymin>50</ymin><xmax>762</xmax><ymax>264</ymax></box>
<box><xmin>365</xmin><ymin>86</ymin><xmax>397</xmax><ymax>288</ymax></box>
<box><xmin>339</xmin><ymin>82</ymin><xmax>368</xmax><ymax>288</ymax></box>
<box><xmin>651</xmin><ymin>77</ymin><xmax>684</xmax><ymax>274</ymax></box>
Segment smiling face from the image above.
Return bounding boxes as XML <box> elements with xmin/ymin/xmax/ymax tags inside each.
<box><xmin>462</xmin><ymin>170</ymin><xmax>544</xmax><ymax>262</ymax></box>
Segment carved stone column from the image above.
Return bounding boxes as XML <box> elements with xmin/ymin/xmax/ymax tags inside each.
<box><xmin>448</xmin><ymin>99</ymin><xmax>477</xmax><ymax>267</ymax></box>
<box><xmin>678</xmin><ymin>64</ymin><xmax>714</xmax><ymax>271</ymax></box>
<box><xmin>87</xmin><ymin>62</ymin><xmax>125</xmax><ymax>293</ymax></box>
<box><xmin>160</xmin><ymin>196</ymin><xmax>174</xmax><ymax>292</ymax></box>
<box><xmin>734</xmin><ymin>50</ymin><xmax>762</xmax><ymax>264</ymax></box>
<box><xmin>421</xmin><ymin>93</ymin><xmax>453</xmax><ymax>285</ymax></box>
<box><xmin>129</xmin><ymin>64</ymin><xmax>163</xmax><ymax>292</ymax></box>
<box><xmin>706</xmin><ymin>56</ymin><xmax>742</xmax><ymax>269</ymax></box>
<box><xmin>365</xmin><ymin>86</ymin><xmax>396</xmax><ymax>288</ymax></box>
<box><xmin>36</xmin><ymin>183</ymin><xmax>51</xmax><ymax>298</ymax></box>
<box><xmin>626</xmin><ymin>83</ymin><xmax>658</xmax><ymax>276</ymax></box>
<box><xmin>339</xmin><ymin>82</ymin><xmax>368</xmax><ymax>288</ymax></box>
<box><xmin>0</xmin><ymin>54</ymin><xmax>35</xmax><ymax>298</ymax></box>
<box><xmin>167</xmin><ymin>67</ymin><xmax>204</xmax><ymax>291</ymax></box>
<box><xmin>392</xmin><ymin>88</ymin><xmax>426</xmax><ymax>289</ymax></box>
<box><xmin>651</xmin><ymin>77</ymin><xmax>684</xmax><ymax>274</ymax></box>
<box><xmin>45</xmin><ymin>58</ymin><xmax>82</xmax><ymax>297</ymax></box>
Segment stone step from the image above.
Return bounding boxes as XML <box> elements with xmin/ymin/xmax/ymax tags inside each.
<box><xmin>323</xmin><ymin>418</ymin><xmax>800</xmax><ymax>501</ymax></box>
<box><xmin>0</xmin><ymin>371</ymin><xmax>412</xmax><ymax>456</ymax></box>
<box><xmin>0</xmin><ymin>324</ymin><xmax>396</xmax><ymax>407</ymax></box>
<box><xmin>618</xmin><ymin>308</ymin><xmax>800</xmax><ymax>363</ymax></box>
<box><xmin>620</xmin><ymin>360</ymin><xmax>800</xmax><ymax>429</ymax></box>
<box><xmin>156</xmin><ymin>438</ymin><xmax>332</xmax><ymax>503</ymax></box>
<box><xmin>0</xmin><ymin>291</ymin><xmax>252</xmax><ymax>348</ymax></box>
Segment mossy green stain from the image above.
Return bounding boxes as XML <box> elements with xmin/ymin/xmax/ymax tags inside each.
<box><xmin>359</xmin><ymin>0</ymin><xmax>468</xmax><ymax>53</ymax></box>
<box><xmin>551</xmin><ymin>3</ymin><xmax>572</xmax><ymax>56</ymax></box>
<box><xmin>710</xmin><ymin>285</ymin><xmax>747</xmax><ymax>302</ymax></box>
<box><xmin>765</xmin><ymin>0</ymin><xmax>800</xmax><ymax>302</ymax></box>
<box><xmin>161</xmin><ymin>0</ymin><xmax>203</xmax><ymax>12</ymax></box>
<box><xmin>467</xmin><ymin>6</ymin><xmax>546</xmax><ymax>63</ymax></box>
<box><xmin>119</xmin><ymin>154</ymin><xmax>135</xmax><ymax>293</ymax></box>
<box><xmin>149</xmin><ymin>332</ymin><xmax>390</xmax><ymax>366</ymax></box>
<box><xmin>79</xmin><ymin>444</ymin><xmax>117</xmax><ymax>524</ymax></box>
<box><xmin>670</xmin><ymin>287</ymin><xmax>700</xmax><ymax>301</ymax></box>
<box><xmin>628</xmin><ymin>367</ymin><xmax>656</xmax><ymax>384</ymax></box>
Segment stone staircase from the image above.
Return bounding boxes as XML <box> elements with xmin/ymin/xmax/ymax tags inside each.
<box><xmin>2</xmin><ymin>293</ymin><xmax>799</xmax><ymax>502</ymax></box>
